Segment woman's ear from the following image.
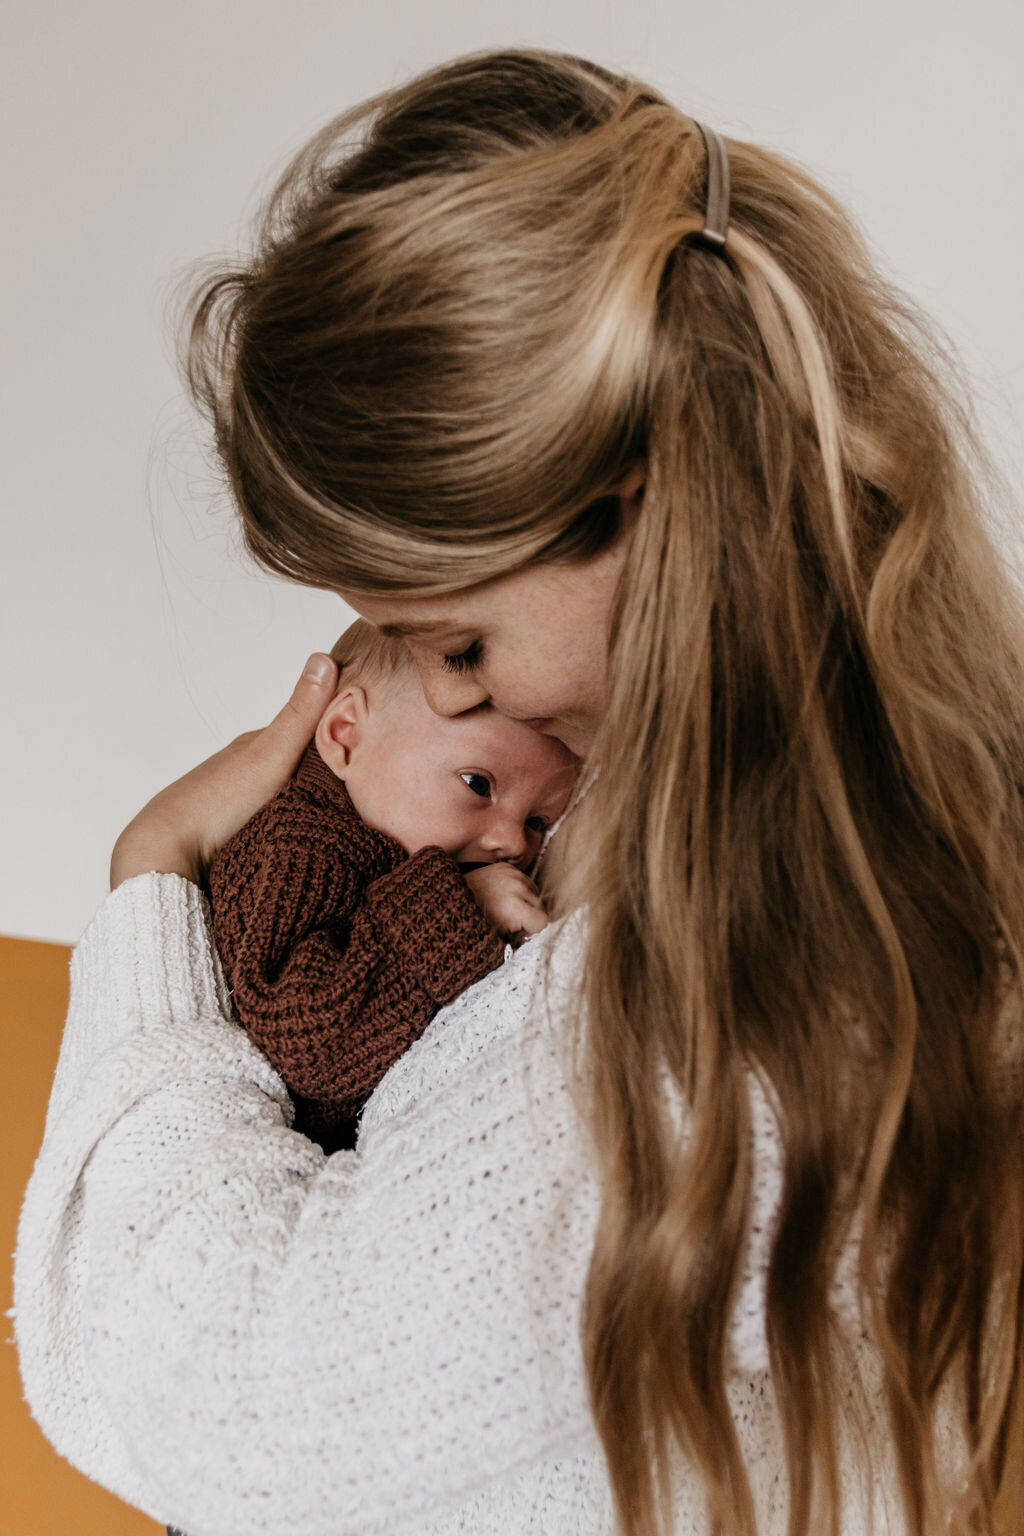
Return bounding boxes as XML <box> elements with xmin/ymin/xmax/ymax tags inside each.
<box><xmin>315</xmin><ymin>686</ymin><xmax>370</xmax><ymax>778</ymax></box>
<box><xmin>618</xmin><ymin>461</ymin><xmax>646</xmax><ymax>521</ymax></box>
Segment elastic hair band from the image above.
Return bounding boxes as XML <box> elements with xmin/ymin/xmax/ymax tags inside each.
<box><xmin>692</xmin><ymin>121</ymin><xmax>731</xmax><ymax>251</ymax></box>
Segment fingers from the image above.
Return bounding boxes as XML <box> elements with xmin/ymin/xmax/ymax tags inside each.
<box><xmin>224</xmin><ymin>653</ymin><xmax>336</xmax><ymax>766</ymax></box>
<box><xmin>234</xmin><ymin>654</ymin><xmax>339</xmax><ymax>795</ymax></box>
<box><xmin>497</xmin><ymin>887</ymin><xmax>548</xmax><ymax>942</ymax></box>
<box><xmin>110</xmin><ymin>654</ymin><xmax>341</xmax><ymax>892</ymax></box>
<box><xmin>267</xmin><ymin>654</ymin><xmax>339</xmax><ymax>761</ymax></box>
<box><xmin>514</xmin><ymin>900</ymin><xmax>549</xmax><ymax>937</ymax></box>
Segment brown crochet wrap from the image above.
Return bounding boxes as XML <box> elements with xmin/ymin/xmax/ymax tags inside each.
<box><xmin>207</xmin><ymin>742</ymin><xmax>506</xmax><ymax>1152</ymax></box>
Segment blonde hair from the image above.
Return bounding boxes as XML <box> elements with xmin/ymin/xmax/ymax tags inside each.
<box><xmin>328</xmin><ymin>616</ymin><xmax>412</xmax><ymax>697</ymax></box>
<box><xmin>178</xmin><ymin>48</ymin><xmax>1024</xmax><ymax>1535</ymax></box>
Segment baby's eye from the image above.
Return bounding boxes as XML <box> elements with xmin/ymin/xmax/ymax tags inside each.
<box><xmin>443</xmin><ymin>640</ymin><xmax>484</xmax><ymax>675</ymax></box>
<box><xmin>525</xmin><ymin>815</ymin><xmax>548</xmax><ymax>834</ymax></box>
<box><xmin>460</xmin><ymin>772</ymin><xmax>492</xmax><ymax>798</ymax></box>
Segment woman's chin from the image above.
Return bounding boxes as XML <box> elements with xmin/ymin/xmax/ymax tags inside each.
<box><xmin>545</xmin><ymin>719</ymin><xmax>593</xmax><ymax>759</ymax></box>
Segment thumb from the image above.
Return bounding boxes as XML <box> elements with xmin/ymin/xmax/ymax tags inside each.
<box><xmin>263</xmin><ymin>653</ymin><xmax>339</xmax><ymax>767</ymax></box>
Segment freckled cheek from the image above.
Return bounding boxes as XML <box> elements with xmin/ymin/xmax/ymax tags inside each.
<box><xmin>483</xmin><ymin>656</ymin><xmax>564</xmax><ymax>718</ymax></box>
<box><xmin>485</xmin><ymin>676</ymin><xmax>546</xmax><ymax>719</ymax></box>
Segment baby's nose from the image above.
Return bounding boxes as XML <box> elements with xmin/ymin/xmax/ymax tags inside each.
<box><xmin>481</xmin><ymin>815</ymin><xmax>528</xmax><ymax>865</ymax></box>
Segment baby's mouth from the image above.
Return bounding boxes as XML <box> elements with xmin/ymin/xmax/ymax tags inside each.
<box><xmin>458</xmin><ymin>855</ymin><xmax>529</xmax><ymax>873</ymax></box>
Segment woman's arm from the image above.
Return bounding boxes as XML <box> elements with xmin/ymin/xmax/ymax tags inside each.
<box><xmin>20</xmin><ymin>650</ymin><xmax>598</xmax><ymax>1532</ymax></box>
<box><xmin>14</xmin><ymin>652</ymin><xmax>593</xmax><ymax>1534</ymax></box>
<box><xmin>14</xmin><ymin>870</ymin><xmax>599</xmax><ymax>1536</ymax></box>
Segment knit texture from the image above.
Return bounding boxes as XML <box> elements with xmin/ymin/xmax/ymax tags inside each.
<box><xmin>12</xmin><ymin>873</ymin><xmax>963</xmax><ymax>1534</ymax></box>
<box><xmin>207</xmin><ymin>742</ymin><xmax>506</xmax><ymax>1150</ymax></box>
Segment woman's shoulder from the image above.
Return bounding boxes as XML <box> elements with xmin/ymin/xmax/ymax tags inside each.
<box><xmin>357</xmin><ymin>907</ymin><xmax>588</xmax><ymax>1141</ymax></box>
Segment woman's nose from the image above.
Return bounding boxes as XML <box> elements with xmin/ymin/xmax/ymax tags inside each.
<box><xmin>416</xmin><ymin>663</ymin><xmax>489</xmax><ymax>717</ymax></box>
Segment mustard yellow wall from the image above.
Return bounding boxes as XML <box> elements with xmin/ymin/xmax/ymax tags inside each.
<box><xmin>2</xmin><ymin>935</ymin><xmax>160</xmax><ymax>1536</ymax></box>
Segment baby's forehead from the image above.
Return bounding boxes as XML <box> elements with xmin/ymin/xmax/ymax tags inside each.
<box><xmin>433</xmin><ymin>711</ymin><xmax>573</xmax><ymax>777</ymax></box>
<box><xmin>437</xmin><ymin>710</ymin><xmax>546</xmax><ymax>750</ymax></box>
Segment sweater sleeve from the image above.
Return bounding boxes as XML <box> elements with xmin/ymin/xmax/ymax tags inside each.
<box><xmin>211</xmin><ymin>812</ymin><xmax>505</xmax><ymax>1110</ymax></box>
<box><xmin>11</xmin><ymin>877</ymin><xmax>873</xmax><ymax>1534</ymax></box>
<box><xmin>11</xmin><ymin>874</ymin><xmax>603</xmax><ymax>1536</ymax></box>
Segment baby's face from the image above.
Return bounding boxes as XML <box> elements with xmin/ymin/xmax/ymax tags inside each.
<box><xmin>343</xmin><ymin>679</ymin><xmax>577</xmax><ymax>870</ymax></box>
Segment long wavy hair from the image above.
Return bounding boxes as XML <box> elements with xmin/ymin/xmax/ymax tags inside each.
<box><xmin>177</xmin><ymin>47</ymin><xmax>1024</xmax><ymax>1535</ymax></box>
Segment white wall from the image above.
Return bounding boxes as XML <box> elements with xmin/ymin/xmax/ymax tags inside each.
<box><xmin>4</xmin><ymin>0</ymin><xmax>1022</xmax><ymax>944</ymax></box>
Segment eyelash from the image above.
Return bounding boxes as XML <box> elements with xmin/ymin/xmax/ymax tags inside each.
<box><xmin>442</xmin><ymin>640</ymin><xmax>484</xmax><ymax>675</ymax></box>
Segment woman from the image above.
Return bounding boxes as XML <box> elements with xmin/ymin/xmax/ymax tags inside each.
<box><xmin>14</xmin><ymin>46</ymin><xmax>1024</xmax><ymax>1536</ymax></box>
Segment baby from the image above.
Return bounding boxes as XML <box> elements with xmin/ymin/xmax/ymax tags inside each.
<box><xmin>207</xmin><ymin>619</ymin><xmax>577</xmax><ymax>1153</ymax></box>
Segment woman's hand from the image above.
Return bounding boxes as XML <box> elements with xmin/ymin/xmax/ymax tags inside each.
<box><xmin>109</xmin><ymin>653</ymin><xmax>339</xmax><ymax>891</ymax></box>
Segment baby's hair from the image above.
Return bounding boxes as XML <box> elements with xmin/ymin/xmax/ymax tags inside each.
<box><xmin>328</xmin><ymin>616</ymin><xmax>413</xmax><ymax>697</ymax></box>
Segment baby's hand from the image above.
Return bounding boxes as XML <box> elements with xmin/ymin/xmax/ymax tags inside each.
<box><xmin>464</xmin><ymin>863</ymin><xmax>547</xmax><ymax>946</ymax></box>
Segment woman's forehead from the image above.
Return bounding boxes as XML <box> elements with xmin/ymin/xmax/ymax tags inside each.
<box><xmin>340</xmin><ymin>588</ymin><xmax>490</xmax><ymax>637</ymax></box>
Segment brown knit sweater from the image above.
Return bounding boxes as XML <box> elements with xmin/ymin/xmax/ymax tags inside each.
<box><xmin>207</xmin><ymin>742</ymin><xmax>506</xmax><ymax>1153</ymax></box>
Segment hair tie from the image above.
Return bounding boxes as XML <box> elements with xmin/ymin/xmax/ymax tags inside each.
<box><xmin>692</xmin><ymin>121</ymin><xmax>730</xmax><ymax>251</ymax></box>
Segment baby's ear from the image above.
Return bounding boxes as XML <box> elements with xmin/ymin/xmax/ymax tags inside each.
<box><xmin>315</xmin><ymin>686</ymin><xmax>369</xmax><ymax>776</ymax></box>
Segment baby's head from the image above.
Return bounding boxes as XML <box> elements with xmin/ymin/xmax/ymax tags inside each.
<box><xmin>314</xmin><ymin>619</ymin><xmax>578</xmax><ymax>870</ymax></box>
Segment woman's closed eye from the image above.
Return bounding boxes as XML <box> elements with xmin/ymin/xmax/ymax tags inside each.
<box><xmin>443</xmin><ymin>640</ymin><xmax>484</xmax><ymax>675</ymax></box>
<box><xmin>460</xmin><ymin>771</ymin><xmax>492</xmax><ymax>798</ymax></box>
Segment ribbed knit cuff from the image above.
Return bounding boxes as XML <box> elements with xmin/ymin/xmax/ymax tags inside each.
<box><xmin>46</xmin><ymin>875</ymin><xmax>232</xmax><ymax>1127</ymax></box>
<box><xmin>85</xmin><ymin>872</ymin><xmax>232</xmax><ymax>1019</ymax></box>
<box><xmin>362</xmin><ymin>848</ymin><xmax>505</xmax><ymax>1006</ymax></box>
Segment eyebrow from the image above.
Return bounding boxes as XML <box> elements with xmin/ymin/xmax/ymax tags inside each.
<box><xmin>377</xmin><ymin>620</ymin><xmax>459</xmax><ymax>638</ymax></box>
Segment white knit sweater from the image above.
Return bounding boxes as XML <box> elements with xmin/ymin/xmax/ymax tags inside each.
<box><xmin>13</xmin><ymin>872</ymin><xmax>909</xmax><ymax>1535</ymax></box>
